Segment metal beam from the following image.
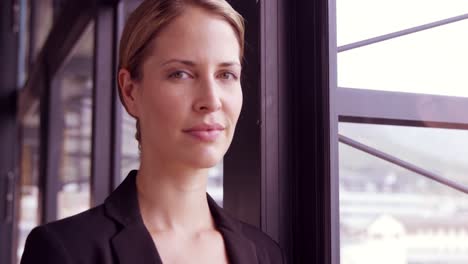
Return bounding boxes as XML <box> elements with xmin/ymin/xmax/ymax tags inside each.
<box><xmin>337</xmin><ymin>88</ymin><xmax>468</xmax><ymax>129</ymax></box>
<box><xmin>338</xmin><ymin>13</ymin><xmax>468</xmax><ymax>52</ymax></box>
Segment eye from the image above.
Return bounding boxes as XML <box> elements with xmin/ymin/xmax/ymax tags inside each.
<box><xmin>218</xmin><ymin>71</ymin><xmax>238</xmax><ymax>80</ymax></box>
<box><xmin>168</xmin><ymin>71</ymin><xmax>191</xmax><ymax>79</ymax></box>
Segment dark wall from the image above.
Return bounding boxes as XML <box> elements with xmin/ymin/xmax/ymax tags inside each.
<box><xmin>0</xmin><ymin>0</ymin><xmax>19</xmax><ymax>263</ymax></box>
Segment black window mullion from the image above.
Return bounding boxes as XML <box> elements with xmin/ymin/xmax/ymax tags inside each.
<box><xmin>91</xmin><ymin>2</ymin><xmax>118</xmax><ymax>206</ymax></box>
<box><xmin>291</xmin><ymin>0</ymin><xmax>335</xmax><ymax>263</ymax></box>
<box><xmin>39</xmin><ymin>67</ymin><xmax>62</xmax><ymax>224</ymax></box>
<box><xmin>259</xmin><ymin>1</ymin><xmax>294</xmax><ymax>262</ymax></box>
<box><xmin>328</xmin><ymin>0</ymin><xmax>340</xmax><ymax>263</ymax></box>
<box><xmin>111</xmin><ymin>0</ymin><xmax>126</xmax><ymax>190</ymax></box>
<box><xmin>260</xmin><ymin>0</ymin><xmax>281</xmax><ymax>242</ymax></box>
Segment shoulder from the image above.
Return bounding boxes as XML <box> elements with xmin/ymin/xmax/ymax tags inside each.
<box><xmin>238</xmin><ymin>221</ymin><xmax>285</xmax><ymax>263</ymax></box>
<box><xmin>21</xmin><ymin>205</ymin><xmax>117</xmax><ymax>264</ymax></box>
<box><xmin>21</xmin><ymin>223</ymin><xmax>72</xmax><ymax>264</ymax></box>
<box><xmin>36</xmin><ymin>205</ymin><xmax>117</xmax><ymax>242</ymax></box>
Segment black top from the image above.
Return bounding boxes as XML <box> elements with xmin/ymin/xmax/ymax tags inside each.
<box><xmin>20</xmin><ymin>170</ymin><xmax>284</xmax><ymax>264</ymax></box>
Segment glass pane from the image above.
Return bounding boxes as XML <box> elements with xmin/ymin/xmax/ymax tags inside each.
<box><xmin>339</xmin><ymin>142</ymin><xmax>468</xmax><ymax>264</ymax></box>
<box><xmin>338</xmin><ymin>18</ymin><xmax>468</xmax><ymax>97</ymax></box>
<box><xmin>339</xmin><ymin>123</ymin><xmax>468</xmax><ymax>185</ymax></box>
<box><xmin>337</xmin><ymin>0</ymin><xmax>468</xmax><ymax>46</ymax></box>
<box><xmin>17</xmin><ymin>109</ymin><xmax>41</xmax><ymax>262</ymax></box>
<box><xmin>207</xmin><ymin>162</ymin><xmax>223</xmax><ymax>206</ymax></box>
<box><xmin>56</xmin><ymin>22</ymin><xmax>94</xmax><ymax>219</ymax></box>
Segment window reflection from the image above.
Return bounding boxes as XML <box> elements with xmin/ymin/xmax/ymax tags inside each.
<box><xmin>339</xmin><ymin>123</ymin><xmax>468</xmax><ymax>185</ymax></box>
<box><xmin>17</xmin><ymin>109</ymin><xmax>41</xmax><ymax>262</ymax></box>
<box><xmin>339</xmin><ymin>127</ymin><xmax>468</xmax><ymax>264</ymax></box>
<box><xmin>56</xmin><ymin>22</ymin><xmax>94</xmax><ymax>219</ymax></box>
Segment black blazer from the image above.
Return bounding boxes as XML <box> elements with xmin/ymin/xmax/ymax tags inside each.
<box><xmin>21</xmin><ymin>171</ymin><xmax>284</xmax><ymax>264</ymax></box>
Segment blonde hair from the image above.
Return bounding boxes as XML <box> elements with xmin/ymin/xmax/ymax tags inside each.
<box><xmin>118</xmin><ymin>0</ymin><xmax>245</xmax><ymax>144</ymax></box>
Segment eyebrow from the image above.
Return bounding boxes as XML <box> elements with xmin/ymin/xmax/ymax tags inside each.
<box><xmin>219</xmin><ymin>62</ymin><xmax>242</xmax><ymax>68</ymax></box>
<box><xmin>160</xmin><ymin>59</ymin><xmax>241</xmax><ymax>68</ymax></box>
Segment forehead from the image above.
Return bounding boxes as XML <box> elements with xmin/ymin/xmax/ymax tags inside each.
<box><xmin>147</xmin><ymin>6</ymin><xmax>241</xmax><ymax>64</ymax></box>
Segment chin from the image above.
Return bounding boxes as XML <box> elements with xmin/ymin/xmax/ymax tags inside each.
<box><xmin>185</xmin><ymin>148</ymin><xmax>224</xmax><ymax>169</ymax></box>
<box><xmin>189</xmin><ymin>155</ymin><xmax>222</xmax><ymax>169</ymax></box>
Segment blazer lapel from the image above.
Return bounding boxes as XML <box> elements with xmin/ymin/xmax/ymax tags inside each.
<box><xmin>208</xmin><ymin>196</ymin><xmax>259</xmax><ymax>264</ymax></box>
<box><xmin>111</xmin><ymin>222</ymin><xmax>162</xmax><ymax>264</ymax></box>
<box><xmin>105</xmin><ymin>171</ymin><xmax>162</xmax><ymax>264</ymax></box>
<box><xmin>219</xmin><ymin>227</ymin><xmax>259</xmax><ymax>264</ymax></box>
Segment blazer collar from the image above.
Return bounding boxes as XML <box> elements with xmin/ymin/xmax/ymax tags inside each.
<box><xmin>104</xmin><ymin>170</ymin><xmax>258</xmax><ymax>264</ymax></box>
<box><xmin>105</xmin><ymin>170</ymin><xmax>162</xmax><ymax>264</ymax></box>
<box><xmin>207</xmin><ymin>195</ymin><xmax>258</xmax><ymax>263</ymax></box>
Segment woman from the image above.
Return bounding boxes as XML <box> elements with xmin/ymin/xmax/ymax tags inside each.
<box><xmin>21</xmin><ymin>0</ymin><xmax>284</xmax><ymax>263</ymax></box>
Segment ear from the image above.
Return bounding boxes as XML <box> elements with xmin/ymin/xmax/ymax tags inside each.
<box><xmin>118</xmin><ymin>68</ymin><xmax>140</xmax><ymax>118</ymax></box>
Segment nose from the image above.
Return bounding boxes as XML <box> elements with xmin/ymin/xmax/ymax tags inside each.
<box><xmin>193</xmin><ymin>77</ymin><xmax>222</xmax><ymax>113</ymax></box>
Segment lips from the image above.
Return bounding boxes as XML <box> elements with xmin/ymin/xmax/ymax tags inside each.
<box><xmin>183</xmin><ymin>123</ymin><xmax>225</xmax><ymax>142</ymax></box>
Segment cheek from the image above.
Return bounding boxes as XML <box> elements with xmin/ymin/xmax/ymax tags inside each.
<box><xmin>140</xmin><ymin>86</ymin><xmax>190</xmax><ymax>128</ymax></box>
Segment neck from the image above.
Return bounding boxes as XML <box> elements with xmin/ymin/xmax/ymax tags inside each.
<box><xmin>136</xmin><ymin>153</ymin><xmax>215</xmax><ymax>234</ymax></box>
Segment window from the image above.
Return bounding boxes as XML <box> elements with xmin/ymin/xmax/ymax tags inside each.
<box><xmin>340</xmin><ymin>143</ymin><xmax>468</xmax><ymax>264</ymax></box>
<box><xmin>336</xmin><ymin>1</ymin><xmax>468</xmax><ymax>263</ymax></box>
<box><xmin>17</xmin><ymin>110</ymin><xmax>40</xmax><ymax>262</ymax></box>
<box><xmin>337</xmin><ymin>0</ymin><xmax>468</xmax><ymax>97</ymax></box>
<box><xmin>55</xmin><ymin>22</ymin><xmax>94</xmax><ymax>219</ymax></box>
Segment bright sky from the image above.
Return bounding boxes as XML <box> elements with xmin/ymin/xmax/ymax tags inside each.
<box><xmin>337</xmin><ymin>0</ymin><xmax>468</xmax><ymax>97</ymax></box>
